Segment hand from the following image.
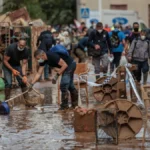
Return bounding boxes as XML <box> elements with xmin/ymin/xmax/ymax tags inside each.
<box><xmin>22</xmin><ymin>76</ymin><xmax>28</xmax><ymax>84</ymax></box>
<box><xmin>108</xmin><ymin>53</ymin><xmax>113</xmax><ymax>57</ymax></box>
<box><xmin>128</xmin><ymin>57</ymin><xmax>132</xmax><ymax>62</ymax></box>
<box><xmin>122</xmin><ymin>51</ymin><xmax>126</xmax><ymax>56</ymax></box>
<box><xmin>84</xmin><ymin>47</ymin><xmax>88</xmax><ymax>52</ymax></box>
<box><xmin>12</xmin><ymin>69</ymin><xmax>20</xmax><ymax>76</ymax></box>
<box><xmin>95</xmin><ymin>45</ymin><xmax>100</xmax><ymax>50</ymax></box>
<box><xmin>52</xmin><ymin>73</ymin><xmax>60</xmax><ymax>84</ymax></box>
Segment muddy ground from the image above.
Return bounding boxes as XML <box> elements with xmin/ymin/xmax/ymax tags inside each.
<box><xmin>1</xmin><ymin>63</ymin><xmax>150</xmax><ymax>150</ymax></box>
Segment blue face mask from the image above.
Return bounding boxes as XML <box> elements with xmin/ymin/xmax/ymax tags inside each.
<box><xmin>38</xmin><ymin>58</ymin><xmax>44</xmax><ymax>63</ymax></box>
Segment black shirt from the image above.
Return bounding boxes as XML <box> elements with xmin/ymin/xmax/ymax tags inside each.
<box><xmin>88</xmin><ymin>29</ymin><xmax>112</xmax><ymax>54</ymax></box>
<box><xmin>5</xmin><ymin>43</ymin><xmax>29</xmax><ymax>66</ymax></box>
<box><xmin>39</xmin><ymin>52</ymin><xmax>73</xmax><ymax>68</ymax></box>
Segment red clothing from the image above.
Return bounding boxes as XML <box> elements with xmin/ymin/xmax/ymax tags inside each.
<box><xmin>104</xmin><ymin>27</ymin><xmax>111</xmax><ymax>32</ymax></box>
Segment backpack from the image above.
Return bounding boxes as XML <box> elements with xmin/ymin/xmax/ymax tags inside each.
<box><xmin>50</xmin><ymin>44</ymin><xmax>69</xmax><ymax>56</ymax></box>
<box><xmin>110</xmin><ymin>31</ymin><xmax>120</xmax><ymax>48</ymax></box>
<box><xmin>132</xmin><ymin>40</ymin><xmax>150</xmax><ymax>59</ymax></box>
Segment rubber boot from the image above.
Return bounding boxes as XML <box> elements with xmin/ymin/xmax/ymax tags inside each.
<box><xmin>59</xmin><ymin>92</ymin><xmax>69</xmax><ymax>110</ymax></box>
<box><xmin>21</xmin><ymin>86</ymin><xmax>29</xmax><ymax>100</ymax></box>
<box><xmin>70</xmin><ymin>89</ymin><xmax>78</xmax><ymax>109</ymax></box>
<box><xmin>5</xmin><ymin>88</ymin><xmax>11</xmax><ymax>100</ymax></box>
<box><xmin>143</xmin><ymin>72</ymin><xmax>148</xmax><ymax>85</ymax></box>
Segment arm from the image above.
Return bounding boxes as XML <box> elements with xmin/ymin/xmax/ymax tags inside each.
<box><xmin>22</xmin><ymin>59</ymin><xmax>28</xmax><ymax>76</ymax></box>
<box><xmin>78</xmin><ymin>38</ymin><xmax>85</xmax><ymax>50</ymax></box>
<box><xmin>31</xmin><ymin>66</ymin><xmax>44</xmax><ymax>84</ymax></box>
<box><xmin>127</xmin><ymin>40</ymin><xmax>136</xmax><ymax>58</ymax></box>
<box><xmin>57</xmin><ymin>58</ymin><xmax>68</xmax><ymax>75</ymax></box>
<box><xmin>3</xmin><ymin>55</ymin><xmax>13</xmax><ymax>71</ymax></box>
<box><xmin>88</xmin><ymin>31</ymin><xmax>95</xmax><ymax>48</ymax></box>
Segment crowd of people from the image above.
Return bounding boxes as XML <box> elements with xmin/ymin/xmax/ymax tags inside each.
<box><xmin>2</xmin><ymin>20</ymin><xmax>150</xmax><ymax>111</ymax></box>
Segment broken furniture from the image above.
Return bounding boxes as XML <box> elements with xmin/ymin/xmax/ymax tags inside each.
<box><xmin>74</xmin><ymin>63</ymin><xmax>90</xmax><ymax>105</ymax></box>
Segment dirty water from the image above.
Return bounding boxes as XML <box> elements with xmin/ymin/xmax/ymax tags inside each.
<box><xmin>1</xmin><ymin>82</ymin><xmax>150</xmax><ymax>150</ymax></box>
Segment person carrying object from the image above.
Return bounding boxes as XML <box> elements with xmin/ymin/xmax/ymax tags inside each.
<box><xmin>128</xmin><ymin>30</ymin><xmax>150</xmax><ymax>85</ymax></box>
<box><xmin>88</xmin><ymin>22</ymin><xmax>112</xmax><ymax>79</ymax></box>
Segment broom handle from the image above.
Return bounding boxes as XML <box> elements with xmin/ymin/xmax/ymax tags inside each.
<box><xmin>18</xmin><ymin>74</ymin><xmax>41</xmax><ymax>96</ymax></box>
<box><xmin>5</xmin><ymin>90</ymin><xmax>29</xmax><ymax>103</ymax></box>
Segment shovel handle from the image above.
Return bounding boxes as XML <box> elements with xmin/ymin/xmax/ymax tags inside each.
<box><xmin>18</xmin><ymin>74</ymin><xmax>41</xmax><ymax>96</ymax></box>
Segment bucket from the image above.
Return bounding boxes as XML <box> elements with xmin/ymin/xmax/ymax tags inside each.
<box><xmin>0</xmin><ymin>102</ymin><xmax>10</xmax><ymax>115</ymax></box>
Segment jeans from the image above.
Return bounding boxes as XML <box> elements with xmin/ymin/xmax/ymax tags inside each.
<box><xmin>111</xmin><ymin>52</ymin><xmax>122</xmax><ymax>71</ymax></box>
<box><xmin>2</xmin><ymin>65</ymin><xmax>26</xmax><ymax>88</ymax></box>
<box><xmin>40</xmin><ymin>64</ymin><xmax>49</xmax><ymax>80</ymax></box>
<box><xmin>132</xmin><ymin>60</ymin><xmax>149</xmax><ymax>82</ymax></box>
<box><xmin>60</xmin><ymin>61</ymin><xmax>76</xmax><ymax>94</ymax></box>
<box><xmin>92</xmin><ymin>54</ymin><xmax>109</xmax><ymax>75</ymax></box>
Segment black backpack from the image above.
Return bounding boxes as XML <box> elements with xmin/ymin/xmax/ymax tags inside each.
<box><xmin>110</xmin><ymin>31</ymin><xmax>120</xmax><ymax>48</ymax></box>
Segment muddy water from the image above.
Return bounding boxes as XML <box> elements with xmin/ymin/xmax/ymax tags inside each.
<box><xmin>0</xmin><ymin>85</ymin><xmax>150</xmax><ymax>150</ymax></box>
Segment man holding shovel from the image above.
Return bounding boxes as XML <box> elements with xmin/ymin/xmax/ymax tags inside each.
<box><xmin>3</xmin><ymin>38</ymin><xmax>29</xmax><ymax>100</ymax></box>
<box><xmin>31</xmin><ymin>49</ymin><xmax>78</xmax><ymax>111</ymax></box>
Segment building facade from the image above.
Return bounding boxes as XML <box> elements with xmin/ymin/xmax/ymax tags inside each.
<box><xmin>77</xmin><ymin>0</ymin><xmax>150</xmax><ymax>27</ymax></box>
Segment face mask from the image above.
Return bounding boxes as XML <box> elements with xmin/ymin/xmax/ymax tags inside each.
<box><xmin>98</xmin><ymin>30</ymin><xmax>102</xmax><ymax>33</ymax></box>
<box><xmin>38</xmin><ymin>58</ymin><xmax>44</xmax><ymax>63</ymax></box>
<box><xmin>17</xmin><ymin>46</ymin><xmax>24</xmax><ymax>51</ymax></box>
<box><xmin>141</xmin><ymin>36</ymin><xmax>146</xmax><ymax>40</ymax></box>
<box><xmin>134</xmin><ymin>28</ymin><xmax>139</xmax><ymax>32</ymax></box>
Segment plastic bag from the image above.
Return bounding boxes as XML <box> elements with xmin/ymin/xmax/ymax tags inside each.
<box><xmin>120</xmin><ymin>56</ymin><xmax>128</xmax><ymax>66</ymax></box>
<box><xmin>0</xmin><ymin>78</ymin><xmax>5</xmax><ymax>91</ymax></box>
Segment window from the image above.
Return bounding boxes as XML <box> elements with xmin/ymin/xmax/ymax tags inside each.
<box><xmin>110</xmin><ymin>5</ymin><xmax>127</xmax><ymax>10</ymax></box>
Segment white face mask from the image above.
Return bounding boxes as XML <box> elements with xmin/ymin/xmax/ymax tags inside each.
<box><xmin>17</xmin><ymin>46</ymin><xmax>24</xmax><ymax>51</ymax></box>
<box><xmin>38</xmin><ymin>58</ymin><xmax>44</xmax><ymax>63</ymax></box>
<box><xmin>141</xmin><ymin>36</ymin><xmax>146</xmax><ymax>40</ymax></box>
<box><xmin>98</xmin><ymin>30</ymin><xmax>102</xmax><ymax>33</ymax></box>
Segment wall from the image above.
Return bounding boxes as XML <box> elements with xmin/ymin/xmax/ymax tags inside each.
<box><xmin>78</xmin><ymin>0</ymin><xmax>149</xmax><ymax>27</ymax></box>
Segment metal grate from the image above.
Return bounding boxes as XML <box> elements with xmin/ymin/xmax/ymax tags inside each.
<box><xmin>96</xmin><ymin>109</ymin><xmax>118</xmax><ymax>145</ymax></box>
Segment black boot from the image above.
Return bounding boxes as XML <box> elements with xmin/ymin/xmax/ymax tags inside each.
<box><xmin>59</xmin><ymin>92</ymin><xmax>69</xmax><ymax>110</ymax></box>
<box><xmin>5</xmin><ymin>88</ymin><xmax>11</xmax><ymax>100</ymax></box>
<box><xmin>21</xmin><ymin>86</ymin><xmax>29</xmax><ymax>99</ymax></box>
<box><xmin>70</xmin><ymin>89</ymin><xmax>78</xmax><ymax>109</ymax></box>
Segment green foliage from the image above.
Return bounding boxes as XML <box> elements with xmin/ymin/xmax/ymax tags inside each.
<box><xmin>2</xmin><ymin>0</ymin><xmax>76</xmax><ymax>25</ymax></box>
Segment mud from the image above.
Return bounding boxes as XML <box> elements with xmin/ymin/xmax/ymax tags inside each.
<box><xmin>1</xmin><ymin>82</ymin><xmax>150</xmax><ymax>149</ymax></box>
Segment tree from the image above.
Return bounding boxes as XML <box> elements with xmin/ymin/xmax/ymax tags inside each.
<box><xmin>39</xmin><ymin>0</ymin><xmax>76</xmax><ymax>25</ymax></box>
<box><xmin>2</xmin><ymin>0</ymin><xmax>76</xmax><ymax>25</ymax></box>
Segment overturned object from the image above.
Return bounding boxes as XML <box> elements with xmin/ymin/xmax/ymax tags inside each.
<box><xmin>74</xmin><ymin>107</ymin><xmax>96</xmax><ymax>132</ymax></box>
<box><xmin>0</xmin><ymin>102</ymin><xmax>10</xmax><ymax>115</ymax></box>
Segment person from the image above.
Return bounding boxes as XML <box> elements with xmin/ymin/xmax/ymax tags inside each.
<box><xmin>109</xmin><ymin>23</ymin><xmax>126</xmax><ymax>71</ymax></box>
<box><xmin>88</xmin><ymin>22</ymin><xmax>112</xmax><ymax>79</ymax></box>
<box><xmin>104</xmin><ymin>24</ymin><xmax>111</xmax><ymax>32</ymax></box>
<box><xmin>74</xmin><ymin>36</ymin><xmax>89</xmax><ymax>63</ymax></box>
<box><xmin>127</xmin><ymin>30</ymin><xmax>150</xmax><ymax>84</ymax></box>
<box><xmin>31</xmin><ymin>50</ymin><xmax>78</xmax><ymax>110</ymax></box>
<box><xmin>37</xmin><ymin>25</ymin><xmax>55</xmax><ymax>81</ymax></box>
<box><xmin>129</xmin><ymin>22</ymin><xmax>140</xmax><ymax>44</ymax></box>
<box><xmin>3</xmin><ymin>38</ymin><xmax>29</xmax><ymax>99</ymax></box>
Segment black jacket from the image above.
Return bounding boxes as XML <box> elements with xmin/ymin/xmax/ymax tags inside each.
<box><xmin>88</xmin><ymin>29</ymin><xmax>112</xmax><ymax>54</ymax></box>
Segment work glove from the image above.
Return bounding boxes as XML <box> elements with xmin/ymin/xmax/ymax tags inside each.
<box><xmin>22</xmin><ymin>76</ymin><xmax>28</xmax><ymax>84</ymax></box>
<box><xmin>52</xmin><ymin>73</ymin><xmax>60</xmax><ymax>84</ymax></box>
<box><xmin>12</xmin><ymin>69</ymin><xmax>20</xmax><ymax>76</ymax></box>
<box><xmin>84</xmin><ymin>47</ymin><xmax>88</xmax><ymax>52</ymax></box>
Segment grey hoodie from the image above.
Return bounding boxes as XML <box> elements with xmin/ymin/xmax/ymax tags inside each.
<box><xmin>128</xmin><ymin>39</ymin><xmax>150</xmax><ymax>62</ymax></box>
